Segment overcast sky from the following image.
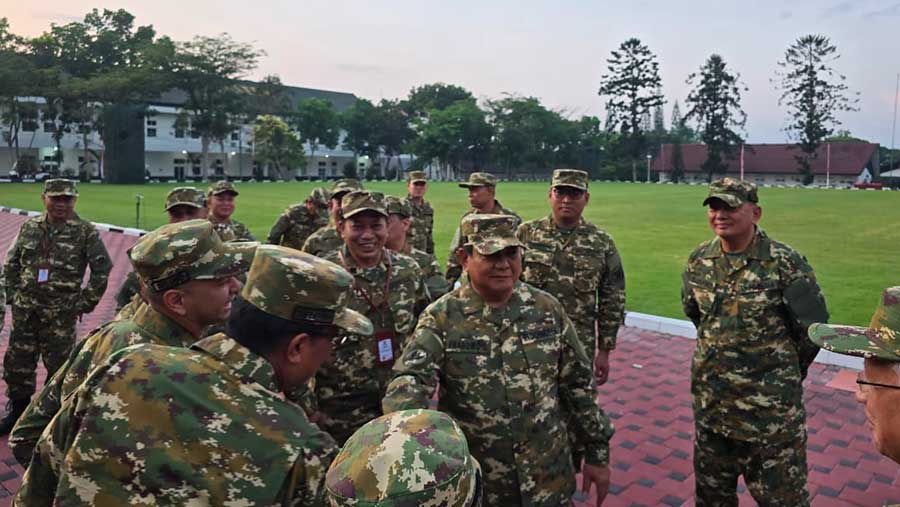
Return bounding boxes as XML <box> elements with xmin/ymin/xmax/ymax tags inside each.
<box><xmin>4</xmin><ymin>0</ymin><xmax>899</xmax><ymax>147</ymax></box>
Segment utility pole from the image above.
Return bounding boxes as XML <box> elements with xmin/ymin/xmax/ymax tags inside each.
<box><xmin>890</xmin><ymin>73</ymin><xmax>899</xmax><ymax>176</ymax></box>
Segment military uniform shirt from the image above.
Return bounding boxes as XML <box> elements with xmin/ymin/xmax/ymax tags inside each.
<box><xmin>403</xmin><ymin>245</ymin><xmax>450</xmax><ymax>303</ymax></box>
<box><xmin>209</xmin><ymin>216</ymin><xmax>255</xmax><ymax>242</ymax></box>
<box><xmin>445</xmin><ymin>200</ymin><xmax>520</xmax><ymax>286</ymax></box>
<box><xmin>302</xmin><ymin>225</ymin><xmax>344</xmax><ymax>258</ymax></box>
<box><xmin>518</xmin><ymin>215</ymin><xmax>626</xmax><ymax>351</ymax></box>
<box><xmin>114</xmin><ymin>271</ymin><xmax>140</xmax><ymax>311</ymax></box>
<box><xmin>267</xmin><ymin>204</ymin><xmax>328</xmax><ymax>250</ymax></box>
<box><xmin>383</xmin><ymin>282</ymin><xmax>614</xmax><ymax>507</ymax></box>
<box><xmin>404</xmin><ymin>196</ymin><xmax>435</xmax><ymax>254</ymax></box>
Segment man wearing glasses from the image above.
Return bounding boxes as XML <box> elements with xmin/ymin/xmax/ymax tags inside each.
<box><xmin>809</xmin><ymin>287</ymin><xmax>900</xmax><ymax>466</ymax></box>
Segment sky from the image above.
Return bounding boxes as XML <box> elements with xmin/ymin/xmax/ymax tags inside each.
<box><xmin>3</xmin><ymin>0</ymin><xmax>899</xmax><ymax>147</ymax></box>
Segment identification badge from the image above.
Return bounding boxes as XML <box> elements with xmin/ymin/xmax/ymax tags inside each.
<box><xmin>36</xmin><ymin>265</ymin><xmax>50</xmax><ymax>284</ymax></box>
<box><xmin>374</xmin><ymin>329</ymin><xmax>396</xmax><ymax>368</ymax></box>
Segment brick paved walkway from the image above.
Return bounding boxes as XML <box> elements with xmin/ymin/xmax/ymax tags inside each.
<box><xmin>0</xmin><ymin>210</ymin><xmax>897</xmax><ymax>506</ymax></box>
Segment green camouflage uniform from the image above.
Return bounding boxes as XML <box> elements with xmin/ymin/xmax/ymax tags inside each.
<box><xmin>207</xmin><ymin>181</ymin><xmax>255</xmax><ymax>241</ymax></box>
<box><xmin>384</xmin><ymin>214</ymin><xmax>613</xmax><ymax>507</ymax></box>
<box><xmin>325</xmin><ymin>409</ymin><xmax>482</xmax><ymax>507</ymax></box>
<box><xmin>114</xmin><ymin>271</ymin><xmax>140</xmax><ymax>312</ymax></box>
<box><xmin>404</xmin><ymin>169</ymin><xmax>435</xmax><ymax>254</ymax></box>
<box><xmin>301</xmin><ymin>179</ymin><xmax>363</xmax><ymax>258</ymax></box>
<box><xmin>385</xmin><ymin>195</ymin><xmax>450</xmax><ymax>303</ymax></box>
<box><xmin>3</xmin><ymin>179</ymin><xmax>112</xmax><ymax>402</ymax></box>
<box><xmin>267</xmin><ymin>187</ymin><xmax>330</xmax><ymax>249</ymax></box>
<box><xmin>0</xmin><ymin>265</ymin><xmax>6</xmax><ymax>332</ymax></box>
<box><xmin>808</xmin><ymin>286</ymin><xmax>900</xmax><ymax>361</ymax></box>
<box><xmin>19</xmin><ymin>245</ymin><xmax>373</xmax><ymax>507</ymax></box>
<box><xmin>682</xmin><ymin>179</ymin><xmax>828</xmax><ymax>507</ymax></box>
<box><xmin>9</xmin><ymin>220</ymin><xmax>255</xmax><ymax>467</ymax></box>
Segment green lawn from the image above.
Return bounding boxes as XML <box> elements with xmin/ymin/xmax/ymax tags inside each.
<box><xmin>1</xmin><ymin>181</ymin><xmax>897</xmax><ymax>327</ymax></box>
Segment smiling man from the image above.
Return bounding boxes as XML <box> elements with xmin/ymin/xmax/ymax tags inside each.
<box><xmin>682</xmin><ymin>178</ymin><xmax>829</xmax><ymax>507</ymax></box>
<box><xmin>207</xmin><ymin>181</ymin><xmax>255</xmax><ymax>241</ymax></box>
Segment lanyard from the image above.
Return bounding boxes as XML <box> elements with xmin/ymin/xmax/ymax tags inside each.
<box><xmin>339</xmin><ymin>248</ymin><xmax>392</xmax><ymax>324</ymax></box>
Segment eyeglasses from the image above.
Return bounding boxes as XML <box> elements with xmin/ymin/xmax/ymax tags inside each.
<box><xmin>856</xmin><ymin>372</ymin><xmax>900</xmax><ymax>391</ymax></box>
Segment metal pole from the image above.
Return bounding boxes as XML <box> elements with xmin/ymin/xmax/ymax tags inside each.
<box><xmin>740</xmin><ymin>144</ymin><xmax>745</xmax><ymax>181</ymax></box>
<box><xmin>646</xmin><ymin>154</ymin><xmax>651</xmax><ymax>182</ymax></box>
<box><xmin>890</xmin><ymin>73</ymin><xmax>899</xmax><ymax>174</ymax></box>
<box><xmin>135</xmin><ymin>194</ymin><xmax>143</xmax><ymax>229</ymax></box>
<box><xmin>826</xmin><ymin>142</ymin><xmax>831</xmax><ymax>188</ymax></box>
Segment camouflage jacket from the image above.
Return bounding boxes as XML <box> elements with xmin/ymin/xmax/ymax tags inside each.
<box><xmin>682</xmin><ymin>229</ymin><xmax>828</xmax><ymax>443</ymax></box>
<box><xmin>0</xmin><ymin>265</ymin><xmax>5</xmax><ymax>330</ymax></box>
<box><xmin>404</xmin><ymin>195</ymin><xmax>434</xmax><ymax>254</ymax></box>
<box><xmin>9</xmin><ymin>303</ymin><xmax>196</xmax><ymax>466</ymax></box>
<box><xmin>445</xmin><ymin>200</ymin><xmax>520</xmax><ymax>286</ymax></box>
<box><xmin>517</xmin><ymin>215</ymin><xmax>626</xmax><ymax>352</ymax></box>
<box><xmin>3</xmin><ymin>212</ymin><xmax>112</xmax><ymax>313</ymax></box>
<box><xmin>302</xmin><ymin>225</ymin><xmax>344</xmax><ymax>258</ymax></box>
<box><xmin>114</xmin><ymin>270</ymin><xmax>140</xmax><ymax>311</ymax></box>
<box><xmin>402</xmin><ymin>244</ymin><xmax>450</xmax><ymax>304</ymax></box>
<box><xmin>19</xmin><ymin>333</ymin><xmax>338</xmax><ymax>507</ymax></box>
<box><xmin>209</xmin><ymin>216</ymin><xmax>255</xmax><ymax>242</ymax></box>
<box><xmin>267</xmin><ymin>204</ymin><xmax>328</xmax><ymax>250</ymax></box>
<box><xmin>383</xmin><ymin>282</ymin><xmax>614</xmax><ymax>507</ymax></box>
<box><xmin>314</xmin><ymin>246</ymin><xmax>425</xmax><ymax>444</ymax></box>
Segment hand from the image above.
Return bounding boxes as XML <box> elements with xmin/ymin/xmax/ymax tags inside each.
<box><xmin>581</xmin><ymin>463</ymin><xmax>610</xmax><ymax>506</ymax></box>
<box><xmin>593</xmin><ymin>349</ymin><xmax>611</xmax><ymax>386</ymax></box>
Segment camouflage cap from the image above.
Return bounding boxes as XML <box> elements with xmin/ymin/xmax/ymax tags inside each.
<box><xmin>43</xmin><ymin>179</ymin><xmax>78</xmax><ymax>197</ymax></box>
<box><xmin>325</xmin><ymin>409</ymin><xmax>481</xmax><ymax>507</ymax></box>
<box><xmin>461</xmin><ymin>214</ymin><xmax>525</xmax><ymax>256</ymax></box>
<box><xmin>341</xmin><ymin>191</ymin><xmax>388</xmax><ymax>220</ymax></box>
<box><xmin>309</xmin><ymin>186</ymin><xmax>332</xmax><ymax>208</ymax></box>
<box><xmin>808</xmin><ymin>287</ymin><xmax>900</xmax><ymax>362</ymax></box>
<box><xmin>332</xmin><ymin>178</ymin><xmax>363</xmax><ymax>201</ymax></box>
<box><xmin>551</xmin><ymin>168</ymin><xmax>589</xmax><ymax>191</ymax></box>
<box><xmin>406</xmin><ymin>170</ymin><xmax>428</xmax><ymax>183</ymax></box>
<box><xmin>458</xmin><ymin>172</ymin><xmax>497</xmax><ymax>188</ymax></box>
<box><xmin>208</xmin><ymin>180</ymin><xmax>239</xmax><ymax>196</ymax></box>
<box><xmin>130</xmin><ymin>219</ymin><xmax>257</xmax><ymax>292</ymax></box>
<box><xmin>383</xmin><ymin>196</ymin><xmax>411</xmax><ymax>218</ymax></box>
<box><xmin>241</xmin><ymin>245</ymin><xmax>373</xmax><ymax>335</ymax></box>
<box><xmin>702</xmin><ymin>177</ymin><xmax>759</xmax><ymax>208</ymax></box>
<box><xmin>164</xmin><ymin>187</ymin><xmax>206</xmax><ymax>211</ymax></box>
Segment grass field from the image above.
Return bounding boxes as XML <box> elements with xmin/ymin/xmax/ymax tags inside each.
<box><xmin>1</xmin><ymin>181</ymin><xmax>897</xmax><ymax>327</ymax></box>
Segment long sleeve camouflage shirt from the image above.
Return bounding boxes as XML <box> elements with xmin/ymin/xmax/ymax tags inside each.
<box><xmin>18</xmin><ymin>333</ymin><xmax>338</xmax><ymax>507</ymax></box>
<box><xmin>383</xmin><ymin>282</ymin><xmax>614</xmax><ymax>507</ymax></box>
<box><xmin>445</xmin><ymin>200</ymin><xmax>520</xmax><ymax>287</ymax></box>
<box><xmin>682</xmin><ymin>229</ymin><xmax>828</xmax><ymax>443</ymax></box>
<box><xmin>209</xmin><ymin>216</ymin><xmax>255</xmax><ymax>242</ymax></box>
<box><xmin>267</xmin><ymin>204</ymin><xmax>328</xmax><ymax>250</ymax></box>
<box><xmin>402</xmin><ymin>244</ymin><xmax>450</xmax><ymax>304</ymax></box>
<box><xmin>404</xmin><ymin>195</ymin><xmax>435</xmax><ymax>254</ymax></box>
<box><xmin>517</xmin><ymin>215</ymin><xmax>626</xmax><ymax>352</ymax></box>
<box><xmin>302</xmin><ymin>225</ymin><xmax>344</xmax><ymax>258</ymax></box>
<box><xmin>4</xmin><ymin>212</ymin><xmax>111</xmax><ymax>314</ymax></box>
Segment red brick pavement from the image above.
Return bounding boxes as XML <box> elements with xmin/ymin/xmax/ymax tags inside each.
<box><xmin>0</xmin><ymin>210</ymin><xmax>897</xmax><ymax>506</ymax></box>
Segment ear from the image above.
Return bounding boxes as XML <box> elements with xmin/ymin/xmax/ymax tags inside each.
<box><xmin>161</xmin><ymin>288</ymin><xmax>189</xmax><ymax>316</ymax></box>
<box><xmin>752</xmin><ymin>204</ymin><xmax>762</xmax><ymax>223</ymax></box>
<box><xmin>458</xmin><ymin>248</ymin><xmax>470</xmax><ymax>271</ymax></box>
<box><xmin>584</xmin><ymin>191</ymin><xmax>590</xmax><ymax>204</ymax></box>
<box><xmin>285</xmin><ymin>333</ymin><xmax>310</xmax><ymax>365</ymax></box>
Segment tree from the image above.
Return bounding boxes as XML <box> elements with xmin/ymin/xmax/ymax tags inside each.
<box><xmin>171</xmin><ymin>33</ymin><xmax>263</xmax><ymax>178</ymax></box>
<box><xmin>373</xmin><ymin>99</ymin><xmax>413</xmax><ymax>179</ymax></box>
<box><xmin>340</xmin><ymin>98</ymin><xmax>379</xmax><ymax>162</ymax></box>
<box><xmin>0</xmin><ymin>18</ymin><xmax>40</xmax><ymax>173</ymax></box>
<box><xmin>413</xmin><ymin>100</ymin><xmax>492</xmax><ymax>180</ymax></box>
<box><xmin>404</xmin><ymin>83</ymin><xmax>474</xmax><ymax>119</ymax></box>
<box><xmin>253</xmin><ymin>114</ymin><xmax>305</xmax><ymax>181</ymax></box>
<box><xmin>652</xmin><ymin>87</ymin><xmax>665</xmax><ymax>135</ymax></box>
<box><xmin>487</xmin><ymin>95</ymin><xmax>570</xmax><ymax>178</ymax></box>
<box><xmin>685</xmin><ymin>54</ymin><xmax>747</xmax><ymax>182</ymax></box>
<box><xmin>775</xmin><ymin>34</ymin><xmax>859</xmax><ymax>184</ymax></box>
<box><xmin>671</xmin><ymin>140</ymin><xmax>685</xmax><ymax>183</ymax></box>
<box><xmin>251</xmin><ymin>74</ymin><xmax>290</xmax><ymax>115</ymax></box>
<box><xmin>293</xmin><ymin>98</ymin><xmax>339</xmax><ymax>177</ymax></box>
<box><xmin>598</xmin><ymin>38</ymin><xmax>664</xmax><ymax>180</ymax></box>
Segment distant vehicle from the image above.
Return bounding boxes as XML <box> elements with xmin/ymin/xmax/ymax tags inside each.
<box><xmin>853</xmin><ymin>182</ymin><xmax>883</xmax><ymax>189</ymax></box>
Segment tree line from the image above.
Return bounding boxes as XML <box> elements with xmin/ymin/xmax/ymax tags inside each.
<box><xmin>0</xmin><ymin>10</ymin><xmax>862</xmax><ymax>183</ymax></box>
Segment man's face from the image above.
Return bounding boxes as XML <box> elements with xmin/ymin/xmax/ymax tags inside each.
<box><xmin>209</xmin><ymin>192</ymin><xmax>236</xmax><ymax>220</ymax></box>
<box><xmin>706</xmin><ymin>200</ymin><xmax>760</xmax><ymax>242</ymax></box>
<box><xmin>167</xmin><ymin>205</ymin><xmax>207</xmax><ymax>223</ymax></box>
<box><xmin>287</xmin><ymin>330</ymin><xmax>338</xmax><ymax>388</ymax></box>
<box><xmin>178</xmin><ymin>276</ymin><xmax>241</xmax><ymax>328</ymax></box>
<box><xmin>408</xmin><ymin>181</ymin><xmax>427</xmax><ymax>199</ymax></box>
<box><xmin>857</xmin><ymin>358</ymin><xmax>900</xmax><ymax>464</ymax></box>
<box><xmin>468</xmin><ymin>186</ymin><xmax>494</xmax><ymax>210</ymax></box>
<box><xmin>386</xmin><ymin>214</ymin><xmax>411</xmax><ymax>250</ymax></box>
<box><xmin>305</xmin><ymin>199</ymin><xmax>326</xmax><ymax>219</ymax></box>
<box><xmin>464</xmin><ymin>246</ymin><xmax>522</xmax><ymax>298</ymax></box>
<box><xmin>340</xmin><ymin>212</ymin><xmax>388</xmax><ymax>263</ymax></box>
<box><xmin>549</xmin><ymin>186</ymin><xmax>589</xmax><ymax>223</ymax></box>
<box><xmin>42</xmin><ymin>195</ymin><xmax>76</xmax><ymax>222</ymax></box>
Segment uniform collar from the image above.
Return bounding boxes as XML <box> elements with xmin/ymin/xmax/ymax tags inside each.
<box><xmin>208</xmin><ymin>215</ymin><xmax>232</xmax><ymax>226</ymax></box>
<box><xmin>191</xmin><ymin>333</ymin><xmax>278</xmax><ymax>392</ymax></box>
<box><xmin>546</xmin><ymin>214</ymin><xmax>586</xmax><ymax>232</ymax></box>
<box><xmin>39</xmin><ymin>211</ymin><xmax>80</xmax><ymax>227</ymax></box>
<box><xmin>459</xmin><ymin>281</ymin><xmax>530</xmax><ymax>323</ymax></box>
<box><xmin>702</xmin><ymin>228</ymin><xmax>772</xmax><ymax>261</ymax></box>
<box><xmin>135</xmin><ymin>303</ymin><xmax>197</xmax><ymax>348</ymax></box>
<box><xmin>339</xmin><ymin>244</ymin><xmax>390</xmax><ymax>277</ymax></box>
<box><xmin>469</xmin><ymin>199</ymin><xmax>506</xmax><ymax>215</ymax></box>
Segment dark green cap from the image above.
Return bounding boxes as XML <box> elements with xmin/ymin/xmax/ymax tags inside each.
<box><xmin>384</xmin><ymin>196</ymin><xmax>411</xmax><ymax>218</ymax></box>
<box><xmin>331</xmin><ymin>178</ymin><xmax>363</xmax><ymax>201</ymax></box>
<box><xmin>459</xmin><ymin>172</ymin><xmax>497</xmax><ymax>188</ymax></box>
<box><xmin>461</xmin><ymin>214</ymin><xmax>524</xmax><ymax>255</ymax></box>
<box><xmin>341</xmin><ymin>191</ymin><xmax>388</xmax><ymax>220</ymax></box>
<box><xmin>43</xmin><ymin>179</ymin><xmax>78</xmax><ymax>197</ymax></box>
<box><xmin>809</xmin><ymin>287</ymin><xmax>900</xmax><ymax>361</ymax></box>
<box><xmin>552</xmin><ymin>169</ymin><xmax>589</xmax><ymax>191</ymax></box>
<box><xmin>208</xmin><ymin>181</ymin><xmax>239</xmax><ymax>196</ymax></box>
<box><xmin>406</xmin><ymin>170</ymin><xmax>428</xmax><ymax>183</ymax></box>
<box><xmin>165</xmin><ymin>187</ymin><xmax>206</xmax><ymax>211</ymax></box>
<box><xmin>703</xmin><ymin>178</ymin><xmax>758</xmax><ymax>208</ymax></box>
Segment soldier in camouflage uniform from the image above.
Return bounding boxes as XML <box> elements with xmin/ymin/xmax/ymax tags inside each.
<box><xmin>10</xmin><ymin>220</ymin><xmax>256</xmax><ymax>467</ymax></box>
<box><xmin>207</xmin><ymin>180</ymin><xmax>255</xmax><ymax>241</ymax></box>
<box><xmin>682</xmin><ymin>178</ymin><xmax>829</xmax><ymax>507</ymax></box>
<box><xmin>385</xmin><ymin>195</ymin><xmax>450</xmax><ymax>303</ymax></box>
<box><xmin>0</xmin><ymin>179</ymin><xmax>112</xmax><ymax>435</ymax></box>
<box><xmin>310</xmin><ymin>191</ymin><xmax>425</xmax><ymax>445</ymax></box>
<box><xmin>325</xmin><ymin>409</ymin><xmax>483</xmax><ymax>507</ymax></box>
<box><xmin>445</xmin><ymin>172</ymin><xmax>520</xmax><ymax>287</ymax></box>
<box><xmin>384</xmin><ymin>214</ymin><xmax>613</xmax><ymax>507</ymax></box>
<box><xmin>303</xmin><ymin>178</ymin><xmax>362</xmax><ymax>257</ymax></box>
<box><xmin>115</xmin><ymin>186</ymin><xmax>209</xmax><ymax>314</ymax></box>
<box><xmin>18</xmin><ymin>245</ymin><xmax>373</xmax><ymax>506</ymax></box>
<box><xmin>267</xmin><ymin>186</ymin><xmax>330</xmax><ymax>249</ymax></box>
<box><xmin>404</xmin><ymin>170</ymin><xmax>435</xmax><ymax>254</ymax></box>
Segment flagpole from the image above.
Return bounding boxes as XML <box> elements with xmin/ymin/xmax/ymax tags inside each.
<box><xmin>890</xmin><ymin>73</ymin><xmax>899</xmax><ymax>176</ymax></box>
<box><xmin>826</xmin><ymin>142</ymin><xmax>831</xmax><ymax>188</ymax></box>
<box><xmin>740</xmin><ymin>144</ymin><xmax>744</xmax><ymax>181</ymax></box>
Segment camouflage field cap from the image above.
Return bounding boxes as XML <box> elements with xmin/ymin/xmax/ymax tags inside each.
<box><xmin>164</xmin><ymin>187</ymin><xmax>206</xmax><ymax>211</ymax></box>
<box><xmin>406</xmin><ymin>170</ymin><xmax>428</xmax><ymax>183</ymax></box>
<box><xmin>702</xmin><ymin>177</ymin><xmax>759</xmax><ymax>208</ymax></box>
<box><xmin>808</xmin><ymin>287</ymin><xmax>900</xmax><ymax>361</ymax></box>
<box><xmin>461</xmin><ymin>214</ymin><xmax>525</xmax><ymax>255</ymax></box>
<box><xmin>130</xmin><ymin>219</ymin><xmax>257</xmax><ymax>292</ymax></box>
<box><xmin>552</xmin><ymin>168</ymin><xmax>589</xmax><ymax>191</ymax></box>
<box><xmin>383</xmin><ymin>196</ymin><xmax>411</xmax><ymax>218</ymax></box>
<box><xmin>309</xmin><ymin>186</ymin><xmax>332</xmax><ymax>208</ymax></box>
<box><xmin>43</xmin><ymin>179</ymin><xmax>78</xmax><ymax>197</ymax></box>
<box><xmin>332</xmin><ymin>178</ymin><xmax>363</xmax><ymax>201</ymax></box>
<box><xmin>341</xmin><ymin>191</ymin><xmax>388</xmax><ymax>220</ymax></box>
<box><xmin>325</xmin><ymin>409</ymin><xmax>481</xmax><ymax>507</ymax></box>
<box><xmin>458</xmin><ymin>172</ymin><xmax>498</xmax><ymax>188</ymax></box>
<box><xmin>208</xmin><ymin>181</ymin><xmax>239</xmax><ymax>196</ymax></box>
<box><xmin>241</xmin><ymin>245</ymin><xmax>373</xmax><ymax>335</ymax></box>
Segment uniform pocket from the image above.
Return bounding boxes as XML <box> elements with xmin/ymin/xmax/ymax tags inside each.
<box><xmin>522</xmin><ymin>249</ymin><xmax>554</xmax><ymax>286</ymax></box>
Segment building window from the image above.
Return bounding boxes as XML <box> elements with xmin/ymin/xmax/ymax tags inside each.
<box><xmin>147</xmin><ymin>128</ymin><xmax>157</xmax><ymax>137</ymax></box>
<box><xmin>43</xmin><ymin>122</ymin><xmax>55</xmax><ymax>133</ymax></box>
<box><xmin>21</xmin><ymin>121</ymin><xmax>37</xmax><ymax>132</ymax></box>
<box><xmin>174</xmin><ymin>128</ymin><xmax>185</xmax><ymax>138</ymax></box>
<box><xmin>318</xmin><ymin>161</ymin><xmax>327</xmax><ymax>166</ymax></box>
<box><xmin>190</xmin><ymin>129</ymin><xmax>199</xmax><ymax>139</ymax></box>
<box><xmin>146</xmin><ymin>119</ymin><xmax>157</xmax><ymax>126</ymax></box>
<box><xmin>231</xmin><ymin>131</ymin><xmax>239</xmax><ymax>141</ymax></box>
<box><xmin>331</xmin><ymin>161</ymin><xmax>337</xmax><ymax>166</ymax></box>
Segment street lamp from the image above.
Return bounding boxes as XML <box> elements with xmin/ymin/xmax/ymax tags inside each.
<box><xmin>646</xmin><ymin>153</ymin><xmax>652</xmax><ymax>183</ymax></box>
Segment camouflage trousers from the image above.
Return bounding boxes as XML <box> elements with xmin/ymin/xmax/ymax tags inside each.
<box><xmin>694</xmin><ymin>426</ymin><xmax>810</xmax><ymax>507</ymax></box>
<box><xmin>3</xmin><ymin>306</ymin><xmax>78</xmax><ymax>401</ymax></box>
